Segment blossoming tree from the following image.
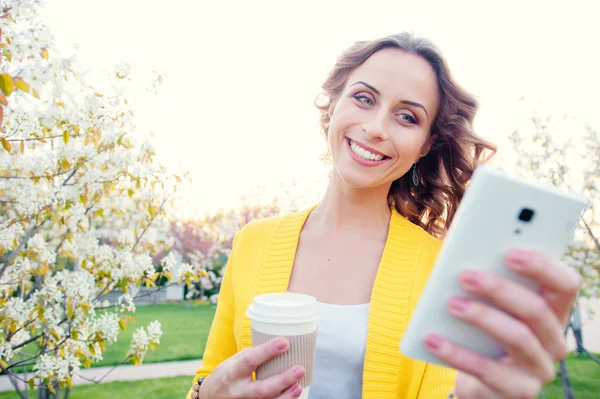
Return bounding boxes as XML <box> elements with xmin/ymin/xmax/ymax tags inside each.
<box><xmin>0</xmin><ymin>1</ymin><xmax>202</xmax><ymax>397</ymax></box>
<box><xmin>169</xmin><ymin>197</ymin><xmax>294</xmax><ymax>304</ymax></box>
<box><xmin>507</xmin><ymin>115</ymin><xmax>600</xmax><ymax>298</ymax></box>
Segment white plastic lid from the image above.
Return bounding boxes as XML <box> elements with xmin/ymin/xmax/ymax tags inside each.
<box><xmin>246</xmin><ymin>292</ymin><xmax>319</xmax><ymax>324</ymax></box>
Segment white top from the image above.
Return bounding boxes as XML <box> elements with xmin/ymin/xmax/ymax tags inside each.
<box><xmin>308</xmin><ymin>300</ymin><xmax>370</xmax><ymax>399</ymax></box>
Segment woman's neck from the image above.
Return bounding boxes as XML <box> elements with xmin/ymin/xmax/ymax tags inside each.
<box><xmin>309</xmin><ymin>170</ymin><xmax>392</xmax><ymax>234</ymax></box>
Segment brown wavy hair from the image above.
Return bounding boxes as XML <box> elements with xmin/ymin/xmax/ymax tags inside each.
<box><xmin>316</xmin><ymin>32</ymin><xmax>497</xmax><ymax>239</ymax></box>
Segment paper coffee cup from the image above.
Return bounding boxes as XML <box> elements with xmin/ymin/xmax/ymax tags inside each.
<box><xmin>246</xmin><ymin>292</ymin><xmax>319</xmax><ymax>399</ymax></box>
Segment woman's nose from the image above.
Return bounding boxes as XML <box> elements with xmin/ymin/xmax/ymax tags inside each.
<box><xmin>362</xmin><ymin>111</ymin><xmax>389</xmax><ymax>141</ymax></box>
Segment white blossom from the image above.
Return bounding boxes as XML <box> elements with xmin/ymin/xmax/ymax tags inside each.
<box><xmin>0</xmin><ymin>341</ymin><xmax>14</xmax><ymax>363</ymax></box>
<box><xmin>147</xmin><ymin>321</ymin><xmax>162</xmax><ymax>344</ymax></box>
<box><xmin>93</xmin><ymin>313</ymin><xmax>120</xmax><ymax>342</ymax></box>
<box><xmin>0</xmin><ymin>0</ymin><xmax>184</xmax><ymax>384</ymax></box>
<box><xmin>161</xmin><ymin>251</ymin><xmax>178</xmax><ymax>273</ymax></box>
<box><xmin>118</xmin><ymin>293</ymin><xmax>136</xmax><ymax>312</ymax></box>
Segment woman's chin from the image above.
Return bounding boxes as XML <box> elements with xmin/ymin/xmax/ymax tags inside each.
<box><xmin>334</xmin><ymin>167</ymin><xmax>388</xmax><ymax>190</ymax></box>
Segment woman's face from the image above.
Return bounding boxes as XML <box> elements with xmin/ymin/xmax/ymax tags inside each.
<box><xmin>327</xmin><ymin>48</ymin><xmax>440</xmax><ymax>190</ymax></box>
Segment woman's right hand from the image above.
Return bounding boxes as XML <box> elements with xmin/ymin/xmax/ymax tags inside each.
<box><xmin>199</xmin><ymin>337</ymin><xmax>306</xmax><ymax>399</ymax></box>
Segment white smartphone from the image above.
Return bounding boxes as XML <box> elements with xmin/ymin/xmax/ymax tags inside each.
<box><xmin>399</xmin><ymin>164</ymin><xmax>589</xmax><ymax>368</ymax></box>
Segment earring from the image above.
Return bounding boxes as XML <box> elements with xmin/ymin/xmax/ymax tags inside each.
<box><xmin>412</xmin><ymin>163</ymin><xmax>420</xmax><ymax>186</ymax></box>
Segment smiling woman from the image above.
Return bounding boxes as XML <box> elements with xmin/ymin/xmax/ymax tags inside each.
<box><xmin>316</xmin><ymin>37</ymin><xmax>496</xmax><ymax>239</ymax></box>
<box><xmin>186</xmin><ymin>32</ymin><xmax>583</xmax><ymax>399</ymax></box>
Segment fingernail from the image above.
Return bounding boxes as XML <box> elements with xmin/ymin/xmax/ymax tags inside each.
<box><xmin>424</xmin><ymin>334</ymin><xmax>443</xmax><ymax>351</ymax></box>
<box><xmin>507</xmin><ymin>249</ymin><xmax>531</xmax><ymax>267</ymax></box>
<box><xmin>273</xmin><ymin>338</ymin><xmax>288</xmax><ymax>352</ymax></box>
<box><xmin>293</xmin><ymin>366</ymin><xmax>305</xmax><ymax>378</ymax></box>
<box><xmin>461</xmin><ymin>270</ymin><xmax>481</xmax><ymax>290</ymax></box>
<box><xmin>448</xmin><ymin>297</ymin><xmax>470</xmax><ymax>315</ymax></box>
<box><xmin>292</xmin><ymin>384</ymin><xmax>303</xmax><ymax>397</ymax></box>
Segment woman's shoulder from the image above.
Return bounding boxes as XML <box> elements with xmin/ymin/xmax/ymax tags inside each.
<box><xmin>232</xmin><ymin>206</ymin><xmax>312</xmax><ymax>249</ymax></box>
<box><xmin>233</xmin><ymin>214</ymin><xmax>282</xmax><ymax>246</ymax></box>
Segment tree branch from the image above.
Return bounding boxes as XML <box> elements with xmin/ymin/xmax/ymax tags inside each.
<box><xmin>582</xmin><ymin>219</ymin><xmax>600</xmax><ymax>252</ymax></box>
<box><xmin>0</xmin><ymin>217</ymin><xmax>46</xmax><ymax>281</ymax></box>
<box><xmin>10</xmin><ymin>333</ymin><xmax>43</xmax><ymax>352</ymax></box>
<box><xmin>77</xmin><ymin>356</ymin><xmax>131</xmax><ymax>384</ymax></box>
<box><xmin>7</xmin><ymin>134</ymin><xmax>63</xmax><ymax>142</ymax></box>
<box><xmin>131</xmin><ymin>196</ymin><xmax>169</xmax><ymax>253</ymax></box>
<box><xmin>6</xmin><ymin>370</ymin><xmax>27</xmax><ymax>399</ymax></box>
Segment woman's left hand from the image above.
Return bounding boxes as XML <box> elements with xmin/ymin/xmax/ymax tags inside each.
<box><xmin>423</xmin><ymin>249</ymin><xmax>583</xmax><ymax>399</ymax></box>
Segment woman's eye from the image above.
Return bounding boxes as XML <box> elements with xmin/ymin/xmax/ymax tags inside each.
<box><xmin>353</xmin><ymin>94</ymin><xmax>374</xmax><ymax>106</ymax></box>
<box><xmin>399</xmin><ymin>113</ymin><xmax>418</xmax><ymax>124</ymax></box>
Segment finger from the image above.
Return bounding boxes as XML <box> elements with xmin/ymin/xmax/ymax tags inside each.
<box><xmin>424</xmin><ymin>334</ymin><xmax>548</xmax><ymax>398</ymax></box>
<box><xmin>447</xmin><ymin>296</ymin><xmax>556</xmax><ymax>382</ymax></box>
<box><xmin>459</xmin><ymin>269</ymin><xmax>567</xmax><ymax>360</ymax></box>
<box><xmin>232</xmin><ymin>337</ymin><xmax>289</xmax><ymax>378</ymax></box>
<box><xmin>274</xmin><ymin>382</ymin><xmax>303</xmax><ymax>399</ymax></box>
<box><xmin>505</xmin><ymin>249</ymin><xmax>582</xmax><ymax>297</ymax></box>
<box><xmin>505</xmin><ymin>249</ymin><xmax>582</xmax><ymax>325</ymax></box>
<box><xmin>248</xmin><ymin>366</ymin><xmax>305</xmax><ymax>399</ymax></box>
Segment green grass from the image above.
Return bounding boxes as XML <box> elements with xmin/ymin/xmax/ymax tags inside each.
<box><xmin>1</xmin><ymin>303</ymin><xmax>598</xmax><ymax>398</ymax></box>
<box><xmin>0</xmin><ymin>356</ymin><xmax>597</xmax><ymax>399</ymax></box>
<box><xmin>0</xmin><ymin>375</ymin><xmax>193</xmax><ymax>399</ymax></box>
<box><xmin>539</xmin><ymin>355</ymin><xmax>600</xmax><ymax>399</ymax></box>
<box><xmin>94</xmin><ymin>302</ymin><xmax>215</xmax><ymax>367</ymax></box>
<box><xmin>8</xmin><ymin>302</ymin><xmax>216</xmax><ymax>373</ymax></box>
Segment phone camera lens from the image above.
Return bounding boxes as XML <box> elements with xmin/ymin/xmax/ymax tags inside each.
<box><xmin>518</xmin><ymin>208</ymin><xmax>535</xmax><ymax>222</ymax></box>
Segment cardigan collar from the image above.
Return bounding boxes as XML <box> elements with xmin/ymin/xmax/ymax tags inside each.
<box><xmin>245</xmin><ymin>205</ymin><xmax>427</xmax><ymax>398</ymax></box>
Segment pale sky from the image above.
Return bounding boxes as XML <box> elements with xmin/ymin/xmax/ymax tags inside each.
<box><xmin>39</xmin><ymin>0</ymin><xmax>600</xmax><ymax>218</ymax></box>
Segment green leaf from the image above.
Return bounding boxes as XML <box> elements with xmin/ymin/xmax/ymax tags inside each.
<box><xmin>28</xmin><ymin>378</ymin><xmax>35</xmax><ymax>391</ymax></box>
<box><xmin>47</xmin><ymin>382</ymin><xmax>56</xmax><ymax>394</ymax></box>
<box><xmin>119</xmin><ymin>316</ymin><xmax>127</xmax><ymax>331</ymax></box>
<box><xmin>14</xmin><ymin>77</ymin><xmax>30</xmax><ymax>93</ymax></box>
<box><xmin>1</xmin><ymin>138</ymin><xmax>10</xmax><ymax>152</ymax></box>
<box><xmin>63</xmin><ymin>130</ymin><xmax>69</xmax><ymax>144</ymax></box>
<box><xmin>0</xmin><ymin>73</ymin><xmax>14</xmax><ymax>96</ymax></box>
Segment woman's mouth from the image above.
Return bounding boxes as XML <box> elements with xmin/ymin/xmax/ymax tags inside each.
<box><xmin>346</xmin><ymin>138</ymin><xmax>390</xmax><ymax>166</ymax></box>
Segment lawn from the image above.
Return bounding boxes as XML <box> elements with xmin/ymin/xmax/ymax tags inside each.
<box><xmin>1</xmin><ymin>302</ymin><xmax>598</xmax><ymax>398</ymax></box>
<box><xmin>539</xmin><ymin>355</ymin><xmax>600</xmax><ymax>399</ymax></box>
<box><xmin>0</xmin><ymin>376</ymin><xmax>193</xmax><ymax>399</ymax></box>
<box><xmin>0</xmin><ymin>356</ymin><xmax>598</xmax><ymax>399</ymax></box>
<box><xmin>9</xmin><ymin>301</ymin><xmax>215</xmax><ymax>373</ymax></box>
<box><xmin>94</xmin><ymin>301</ymin><xmax>215</xmax><ymax>367</ymax></box>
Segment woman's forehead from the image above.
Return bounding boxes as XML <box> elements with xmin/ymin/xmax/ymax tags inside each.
<box><xmin>347</xmin><ymin>48</ymin><xmax>440</xmax><ymax>107</ymax></box>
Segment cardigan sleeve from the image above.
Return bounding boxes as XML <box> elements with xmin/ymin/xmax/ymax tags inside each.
<box><xmin>416</xmin><ymin>362</ymin><xmax>457</xmax><ymax>398</ymax></box>
<box><xmin>185</xmin><ymin>230</ymin><xmax>242</xmax><ymax>399</ymax></box>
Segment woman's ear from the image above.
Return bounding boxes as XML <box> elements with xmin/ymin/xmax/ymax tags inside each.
<box><xmin>328</xmin><ymin>98</ymin><xmax>337</xmax><ymax>118</ymax></box>
<box><xmin>419</xmin><ymin>133</ymin><xmax>437</xmax><ymax>158</ymax></box>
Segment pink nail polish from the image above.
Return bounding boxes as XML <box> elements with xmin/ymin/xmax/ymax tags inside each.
<box><xmin>507</xmin><ymin>249</ymin><xmax>531</xmax><ymax>267</ymax></box>
<box><xmin>424</xmin><ymin>334</ymin><xmax>443</xmax><ymax>351</ymax></box>
<box><xmin>292</xmin><ymin>384</ymin><xmax>303</xmax><ymax>397</ymax></box>
<box><xmin>273</xmin><ymin>338</ymin><xmax>288</xmax><ymax>352</ymax></box>
<box><xmin>293</xmin><ymin>366</ymin><xmax>305</xmax><ymax>378</ymax></box>
<box><xmin>448</xmin><ymin>297</ymin><xmax>470</xmax><ymax>315</ymax></box>
<box><xmin>461</xmin><ymin>270</ymin><xmax>481</xmax><ymax>290</ymax></box>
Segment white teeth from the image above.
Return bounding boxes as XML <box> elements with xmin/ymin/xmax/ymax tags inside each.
<box><xmin>349</xmin><ymin>140</ymin><xmax>385</xmax><ymax>161</ymax></box>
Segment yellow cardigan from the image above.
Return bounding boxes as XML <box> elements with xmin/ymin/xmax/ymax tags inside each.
<box><xmin>187</xmin><ymin>206</ymin><xmax>457</xmax><ymax>399</ymax></box>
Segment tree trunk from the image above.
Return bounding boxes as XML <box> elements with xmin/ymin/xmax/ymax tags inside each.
<box><xmin>37</xmin><ymin>383</ymin><xmax>59</xmax><ymax>399</ymax></box>
<box><xmin>559</xmin><ymin>359</ymin><xmax>576</xmax><ymax>399</ymax></box>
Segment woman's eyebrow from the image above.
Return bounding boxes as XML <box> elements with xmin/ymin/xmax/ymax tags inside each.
<box><xmin>350</xmin><ymin>81</ymin><xmax>429</xmax><ymax>118</ymax></box>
